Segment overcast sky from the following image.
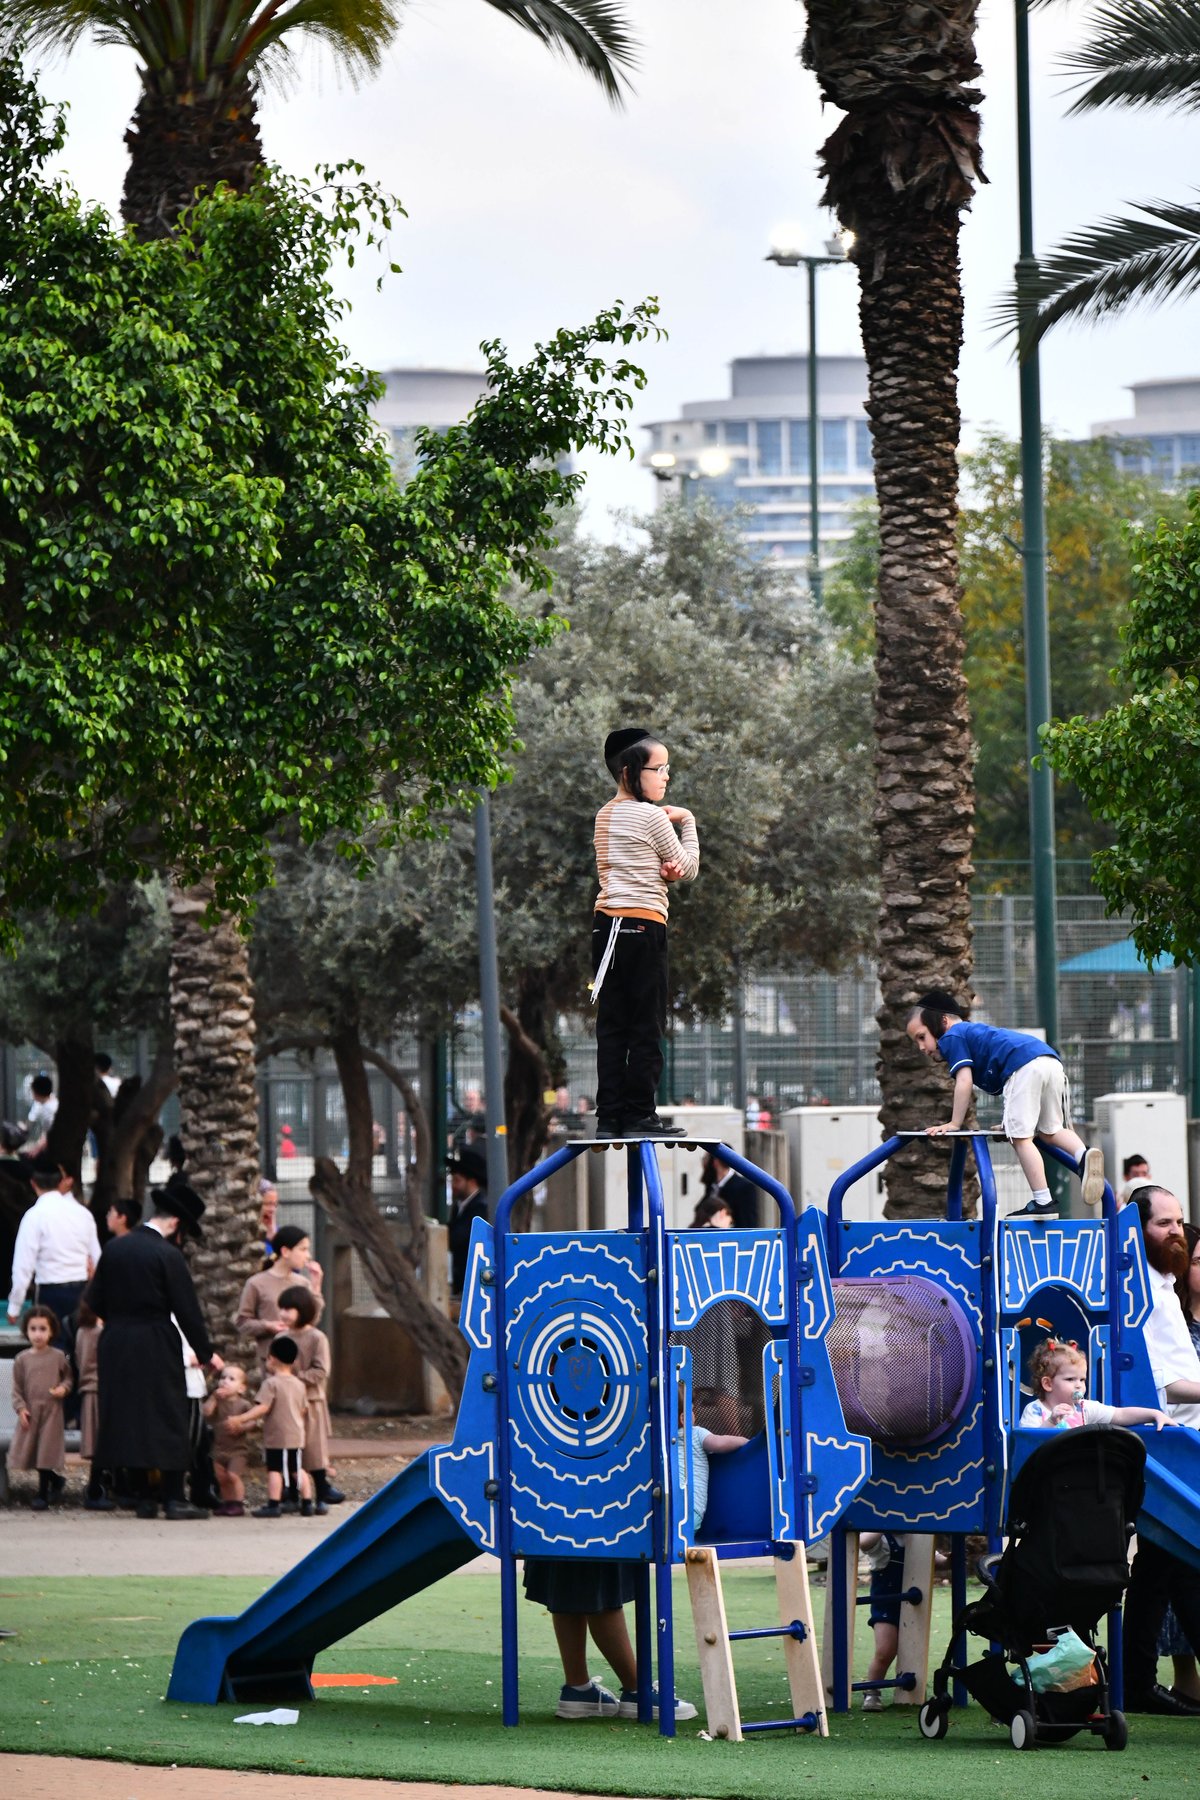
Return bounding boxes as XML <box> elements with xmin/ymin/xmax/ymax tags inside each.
<box><xmin>29</xmin><ymin>0</ymin><xmax>1200</xmax><ymax>537</ymax></box>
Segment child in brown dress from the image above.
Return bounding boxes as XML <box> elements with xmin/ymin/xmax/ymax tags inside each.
<box><xmin>278</xmin><ymin>1284</ymin><xmax>342</xmax><ymax>1512</ymax></box>
<box><xmin>227</xmin><ymin>1334</ymin><xmax>314</xmax><ymax>1518</ymax></box>
<box><xmin>235</xmin><ymin>1228</ymin><xmax>323</xmax><ymax>1372</ymax></box>
<box><xmin>204</xmin><ymin>1365</ymin><xmax>254</xmax><ymax>1516</ymax></box>
<box><xmin>9</xmin><ymin>1306</ymin><xmax>72</xmax><ymax>1510</ymax></box>
<box><xmin>73</xmin><ymin>1300</ymin><xmax>114</xmax><ymax>1510</ymax></box>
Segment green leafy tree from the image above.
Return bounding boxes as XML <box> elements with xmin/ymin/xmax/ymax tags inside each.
<box><xmin>801</xmin><ymin>1</ymin><xmax>983</xmax><ymax>1215</ymax></box>
<box><xmin>825</xmin><ymin>433</ymin><xmax>1192</xmax><ymax>864</ymax></box>
<box><xmin>0</xmin><ymin>48</ymin><xmax>657</xmax><ymax>1340</ymax></box>
<box><xmin>1043</xmin><ymin>495</ymin><xmax>1200</xmax><ymax>965</ymax></box>
<box><xmin>1005</xmin><ymin>0</ymin><xmax>1200</xmax><ymax>346</ymax></box>
<box><xmin>8</xmin><ymin>1</ymin><xmax>637</xmax><ymax>236</ymax></box>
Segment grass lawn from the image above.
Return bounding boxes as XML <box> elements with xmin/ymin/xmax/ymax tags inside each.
<box><xmin>0</xmin><ymin>1569</ymin><xmax>1196</xmax><ymax>1796</ymax></box>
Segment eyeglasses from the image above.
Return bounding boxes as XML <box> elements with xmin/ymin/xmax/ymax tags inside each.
<box><xmin>645</xmin><ymin>763</ymin><xmax>670</xmax><ymax>777</ymax></box>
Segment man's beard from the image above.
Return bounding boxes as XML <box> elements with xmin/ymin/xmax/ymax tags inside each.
<box><xmin>1148</xmin><ymin>1232</ymin><xmax>1189</xmax><ymax>1279</ymax></box>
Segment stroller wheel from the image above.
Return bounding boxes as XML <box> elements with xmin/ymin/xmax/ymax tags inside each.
<box><xmin>918</xmin><ymin>1700</ymin><xmax>949</xmax><ymax>1741</ymax></box>
<box><xmin>1103</xmin><ymin>1709</ymin><xmax>1128</xmax><ymax>1752</ymax></box>
<box><xmin>1010</xmin><ymin>1709</ymin><xmax>1038</xmax><ymax>1751</ymax></box>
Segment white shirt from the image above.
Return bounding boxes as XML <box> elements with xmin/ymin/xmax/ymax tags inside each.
<box><xmin>26</xmin><ymin>1096</ymin><xmax>58</xmax><ymax>1135</ymax></box>
<box><xmin>7</xmin><ymin>1189</ymin><xmax>102</xmax><ymax>1315</ymax></box>
<box><xmin>1144</xmin><ymin>1264</ymin><xmax>1200</xmax><ymax>1427</ymax></box>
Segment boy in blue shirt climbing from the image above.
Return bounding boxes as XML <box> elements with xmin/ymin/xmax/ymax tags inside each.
<box><xmin>906</xmin><ymin>989</ymin><xmax>1106</xmax><ymax>1218</ymax></box>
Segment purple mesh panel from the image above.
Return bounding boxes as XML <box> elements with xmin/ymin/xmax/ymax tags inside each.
<box><xmin>828</xmin><ymin>1277</ymin><xmax>976</xmax><ymax>1446</ymax></box>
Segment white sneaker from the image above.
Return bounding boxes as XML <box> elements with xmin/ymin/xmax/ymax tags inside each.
<box><xmin>556</xmin><ymin>1679</ymin><xmax>619</xmax><ymax>1719</ymax></box>
<box><xmin>618</xmin><ymin>1686</ymin><xmax>698</xmax><ymax>1721</ymax></box>
<box><xmin>1081</xmin><ymin>1146</ymin><xmax>1106</xmax><ymax>1209</ymax></box>
<box><xmin>862</xmin><ymin>1689</ymin><xmax>884</xmax><ymax>1712</ymax></box>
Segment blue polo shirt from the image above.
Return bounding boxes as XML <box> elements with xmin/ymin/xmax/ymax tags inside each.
<box><xmin>936</xmin><ymin>1021</ymin><xmax>1059</xmax><ymax>1097</ymax></box>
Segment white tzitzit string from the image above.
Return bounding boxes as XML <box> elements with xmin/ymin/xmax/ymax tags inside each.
<box><xmin>590</xmin><ymin>915</ymin><xmax>622</xmax><ymax>1004</ymax></box>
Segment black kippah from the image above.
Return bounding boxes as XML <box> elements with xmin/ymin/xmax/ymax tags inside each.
<box><xmin>604</xmin><ymin>727</ymin><xmax>653</xmax><ymax>777</ymax></box>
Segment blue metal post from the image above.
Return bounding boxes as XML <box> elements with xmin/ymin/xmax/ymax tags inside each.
<box><xmin>641</xmin><ymin>1143</ymin><xmax>675</xmax><ymax>1734</ymax></box>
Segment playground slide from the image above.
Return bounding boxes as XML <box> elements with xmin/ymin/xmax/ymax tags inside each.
<box><xmin>1138</xmin><ymin>1427</ymin><xmax>1200</xmax><ymax>1574</ymax></box>
<box><xmin>167</xmin><ymin>1448</ymin><xmax>478</xmax><ymax>1704</ymax></box>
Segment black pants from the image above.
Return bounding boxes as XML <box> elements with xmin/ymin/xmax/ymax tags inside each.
<box><xmin>35</xmin><ymin>1281</ymin><xmax>85</xmax><ymax>1343</ymax></box>
<box><xmin>593</xmin><ymin>914</ymin><xmax>668</xmax><ymax>1124</ymax></box>
<box><xmin>1123</xmin><ymin>1536</ymin><xmax>1200</xmax><ymax>1694</ymax></box>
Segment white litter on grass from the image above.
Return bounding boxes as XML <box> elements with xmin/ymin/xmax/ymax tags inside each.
<box><xmin>234</xmin><ymin>1707</ymin><xmax>299</xmax><ymax>1726</ymax></box>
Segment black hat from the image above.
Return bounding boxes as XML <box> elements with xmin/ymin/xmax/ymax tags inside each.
<box><xmin>153</xmin><ymin>1173</ymin><xmax>206</xmax><ymax>1240</ymax></box>
<box><xmin>604</xmin><ymin>728</ymin><xmax>654</xmax><ymax>778</ymax></box>
<box><xmin>448</xmin><ymin>1145</ymin><xmax>488</xmax><ymax>1188</ymax></box>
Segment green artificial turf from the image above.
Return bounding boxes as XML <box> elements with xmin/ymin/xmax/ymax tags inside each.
<box><xmin>0</xmin><ymin>1570</ymin><xmax>1196</xmax><ymax>1797</ymax></box>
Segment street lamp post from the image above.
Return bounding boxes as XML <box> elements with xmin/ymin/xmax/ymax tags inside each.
<box><xmin>765</xmin><ymin>229</ymin><xmax>852</xmax><ymax>604</ymax></box>
<box><xmin>1014</xmin><ymin>0</ymin><xmax>1062</xmax><ymax>1192</ymax></box>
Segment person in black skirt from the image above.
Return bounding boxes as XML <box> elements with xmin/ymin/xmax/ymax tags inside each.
<box><xmin>523</xmin><ymin>1559</ymin><xmax>697</xmax><ymax>1721</ymax></box>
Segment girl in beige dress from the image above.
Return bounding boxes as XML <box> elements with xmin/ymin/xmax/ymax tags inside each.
<box><xmin>10</xmin><ymin>1306</ymin><xmax>72</xmax><ymax>1508</ymax></box>
<box><xmin>235</xmin><ymin>1227</ymin><xmax>322</xmax><ymax>1369</ymax></box>
<box><xmin>278</xmin><ymin>1285</ymin><xmax>341</xmax><ymax>1509</ymax></box>
<box><xmin>74</xmin><ymin>1302</ymin><xmax>102</xmax><ymax>1458</ymax></box>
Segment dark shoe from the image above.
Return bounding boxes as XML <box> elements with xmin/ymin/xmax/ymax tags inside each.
<box><xmin>84</xmin><ymin>1496</ymin><xmax>117</xmax><ymax>1512</ymax></box>
<box><xmin>622</xmin><ymin>1114</ymin><xmax>686</xmax><ymax>1137</ymax></box>
<box><xmin>321</xmin><ymin>1485</ymin><xmax>345</xmax><ymax>1504</ymax></box>
<box><xmin>313</xmin><ymin>1501</ymin><xmax>329</xmax><ymax>1515</ymax></box>
<box><xmin>1126</xmin><ymin>1683</ymin><xmax>1200</xmax><ymax>1717</ymax></box>
<box><xmin>281</xmin><ymin>1494</ymin><xmax>301</xmax><ymax>1514</ymax></box>
<box><xmin>1012</xmin><ymin>1199</ymin><xmax>1058</xmax><ymax>1218</ymax></box>
<box><xmin>214</xmin><ymin>1501</ymin><xmax>245</xmax><ymax>1517</ymax></box>
<box><xmin>48</xmin><ymin>1472</ymin><xmax>66</xmax><ymax>1500</ymax></box>
<box><xmin>135</xmin><ymin>1501</ymin><xmax>159</xmax><ymax>1520</ymax></box>
<box><xmin>30</xmin><ymin>1496</ymin><xmax>49</xmax><ymax>1512</ymax></box>
<box><xmin>300</xmin><ymin>1499</ymin><xmax>315</xmax><ymax>1517</ymax></box>
<box><xmin>164</xmin><ymin>1501</ymin><xmax>210</xmax><ymax>1521</ymax></box>
<box><xmin>595</xmin><ymin>1117</ymin><xmax>623</xmax><ymax>1138</ymax></box>
<box><xmin>253</xmin><ymin>1502</ymin><xmax>282</xmax><ymax>1519</ymax></box>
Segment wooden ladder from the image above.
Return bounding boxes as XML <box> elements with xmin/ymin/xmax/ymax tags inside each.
<box><xmin>685</xmin><ymin>1543</ymin><xmax>828</xmax><ymax>1740</ymax></box>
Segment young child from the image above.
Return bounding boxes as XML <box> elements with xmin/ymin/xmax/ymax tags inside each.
<box><xmin>1019</xmin><ymin>1337</ymin><xmax>1177</xmax><ymax>1431</ymax></box>
<box><xmin>679</xmin><ymin>1408</ymin><xmax>747</xmax><ymax>1533</ymax></box>
<box><xmin>204</xmin><ymin>1365</ymin><xmax>254</xmax><ymax>1516</ymax></box>
<box><xmin>906</xmin><ymin>989</ymin><xmax>1106</xmax><ymax>1217</ymax></box>
<box><xmin>278</xmin><ymin>1284</ymin><xmax>342</xmax><ymax>1511</ymax></box>
<box><xmin>858</xmin><ymin>1532</ymin><xmax>905</xmax><ymax>1711</ymax></box>
<box><xmin>227</xmin><ymin>1334</ymin><xmax>314</xmax><ymax>1517</ymax></box>
<box><xmin>9</xmin><ymin>1306</ymin><xmax>72</xmax><ymax>1510</ymax></box>
<box><xmin>591</xmin><ymin>728</ymin><xmax>699</xmax><ymax>1139</ymax></box>
<box><xmin>73</xmin><ymin>1300</ymin><xmax>112</xmax><ymax>1510</ymax></box>
<box><xmin>235</xmin><ymin>1226</ymin><xmax>323</xmax><ymax>1371</ymax></box>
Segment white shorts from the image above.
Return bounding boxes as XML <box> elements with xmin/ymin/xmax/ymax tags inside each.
<box><xmin>1002</xmin><ymin>1056</ymin><xmax>1072</xmax><ymax>1140</ymax></box>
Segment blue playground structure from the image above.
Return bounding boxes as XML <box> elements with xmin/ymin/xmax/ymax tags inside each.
<box><xmin>169</xmin><ymin>1130</ymin><xmax>1200</xmax><ymax>1742</ymax></box>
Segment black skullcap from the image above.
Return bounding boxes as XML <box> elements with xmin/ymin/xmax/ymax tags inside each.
<box><xmin>604</xmin><ymin>728</ymin><xmax>654</xmax><ymax>778</ymax></box>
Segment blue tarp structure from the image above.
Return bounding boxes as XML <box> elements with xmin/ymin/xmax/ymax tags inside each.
<box><xmin>1058</xmin><ymin>940</ymin><xmax>1176</xmax><ymax>975</ymax></box>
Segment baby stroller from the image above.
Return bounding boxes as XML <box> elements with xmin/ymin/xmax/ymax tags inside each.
<box><xmin>919</xmin><ymin>1426</ymin><xmax>1146</xmax><ymax>1752</ymax></box>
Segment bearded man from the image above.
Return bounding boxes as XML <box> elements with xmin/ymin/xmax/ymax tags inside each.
<box><xmin>1122</xmin><ymin>1185</ymin><xmax>1200</xmax><ymax>1714</ymax></box>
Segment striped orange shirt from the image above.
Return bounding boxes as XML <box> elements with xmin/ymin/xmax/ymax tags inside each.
<box><xmin>593</xmin><ymin>797</ymin><xmax>700</xmax><ymax>922</ymax></box>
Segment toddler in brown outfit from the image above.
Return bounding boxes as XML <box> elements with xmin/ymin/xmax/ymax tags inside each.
<box><xmin>9</xmin><ymin>1306</ymin><xmax>72</xmax><ymax>1509</ymax></box>
<box><xmin>227</xmin><ymin>1334</ymin><xmax>314</xmax><ymax>1517</ymax></box>
<box><xmin>204</xmin><ymin>1365</ymin><xmax>254</xmax><ymax>1516</ymax></box>
<box><xmin>278</xmin><ymin>1284</ymin><xmax>340</xmax><ymax>1511</ymax></box>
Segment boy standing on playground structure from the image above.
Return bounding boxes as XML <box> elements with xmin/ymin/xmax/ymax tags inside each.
<box><xmin>591</xmin><ymin>728</ymin><xmax>699</xmax><ymax>1139</ymax></box>
<box><xmin>906</xmin><ymin>990</ymin><xmax>1106</xmax><ymax>1217</ymax></box>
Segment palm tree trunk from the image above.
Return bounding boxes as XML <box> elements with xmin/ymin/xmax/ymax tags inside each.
<box><xmin>122</xmin><ymin>71</ymin><xmax>263</xmax><ymax>239</ymax></box>
<box><xmin>167</xmin><ymin>880</ymin><xmax>262</xmax><ymax>1350</ymax></box>
<box><xmin>862</xmin><ymin>212</ymin><xmax>977</xmax><ymax>1214</ymax></box>
<box><xmin>802</xmin><ymin>1</ymin><xmax>983</xmax><ymax>1216</ymax></box>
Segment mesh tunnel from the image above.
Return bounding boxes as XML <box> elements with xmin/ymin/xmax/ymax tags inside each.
<box><xmin>827</xmin><ymin>1276</ymin><xmax>976</xmax><ymax>1446</ymax></box>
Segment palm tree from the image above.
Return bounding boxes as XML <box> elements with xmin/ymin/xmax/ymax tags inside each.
<box><xmin>9</xmin><ymin>2</ymin><xmax>637</xmax><ymax>237</ymax></box>
<box><xmin>1004</xmin><ymin>0</ymin><xmax>1200</xmax><ymax>348</ymax></box>
<box><xmin>10</xmin><ymin>0</ymin><xmax>637</xmax><ymax>1343</ymax></box>
<box><xmin>801</xmin><ymin>2</ymin><xmax>984</xmax><ymax>1216</ymax></box>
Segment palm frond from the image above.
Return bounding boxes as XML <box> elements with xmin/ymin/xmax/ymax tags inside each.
<box><xmin>240</xmin><ymin>1</ymin><xmax>403</xmax><ymax>81</ymax></box>
<box><xmin>481</xmin><ymin>1</ymin><xmax>637</xmax><ymax>104</ymax></box>
<box><xmin>1058</xmin><ymin>0</ymin><xmax>1200</xmax><ymax>114</ymax></box>
<box><xmin>994</xmin><ymin>194</ymin><xmax>1200</xmax><ymax>353</ymax></box>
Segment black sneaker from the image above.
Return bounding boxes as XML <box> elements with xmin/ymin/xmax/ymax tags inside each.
<box><xmin>1012</xmin><ymin>1199</ymin><xmax>1058</xmax><ymax>1218</ymax></box>
<box><xmin>84</xmin><ymin>1496</ymin><xmax>117</xmax><ymax>1512</ymax></box>
<box><xmin>164</xmin><ymin>1501</ymin><xmax>210</xmax><ymax>1521</ymax></box>
<box><xmin>253</xmin><ymin>1501</ymin><xmax>282</xmax><ymax>1519</ymax></box>
<box><xmin>594</xmin><ymin>1117</ymin><xmax>623</xmax><ymax>1138</ymax></box>
<box><xmin>321</xmin><ymin>1485</ymin><xmax>346</xmax><ymax>1504</ymax></box>
<box><xmin>622</xmin><ymin>1115</ymin><xmax>686</xmax><ymax>1137</ymax></box>
<box><xmin>300</xmin><ymin>1499</ymin><xmax>315</xmax><ymax>1517</ymax></box>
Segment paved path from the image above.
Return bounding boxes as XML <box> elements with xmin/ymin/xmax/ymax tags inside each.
<box><xmin>2</xmin><ymin>1758</ymin><xmax>621</xmax><ymax>1800</ymax></box>
<box><xmin>0</xmin><ymin>1509</ymin><xmax>501</xmax><ymax>1578</ymax></box>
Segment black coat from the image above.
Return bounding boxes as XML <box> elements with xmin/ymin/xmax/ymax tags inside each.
<box><xmin>85</xmin><ymin>1224</ymin><xmax>213</xmax><ymax>1471</ymax></box>
<box><xmin>448</xmin><ymin>1190</ymin><xmax>488</xmax><ymax>1298</ymax></box>
<box><xmin>718</xmin><ymin>1172</ymin><xmax>760</xmax><ymax>1230</ymax></box>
